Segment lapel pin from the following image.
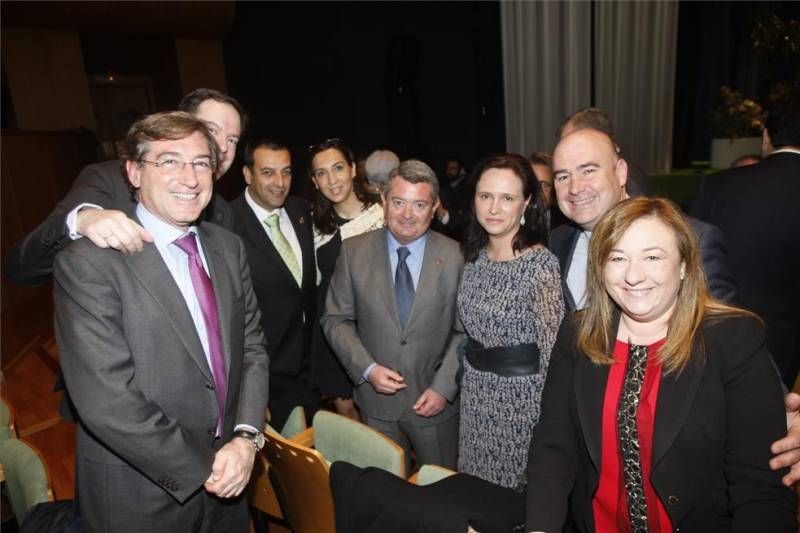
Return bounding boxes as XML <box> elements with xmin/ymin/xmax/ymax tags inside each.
<box><xmin>436</xmin><ymin>258</ymin><xmax>444</xmax><ymax>266</ymax></box>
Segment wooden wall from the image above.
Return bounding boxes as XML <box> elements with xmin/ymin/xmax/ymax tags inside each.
<box><xmin>1</xmin><ymin>131</ymin><xmax>98</xmax><ymax>364</ymax></box>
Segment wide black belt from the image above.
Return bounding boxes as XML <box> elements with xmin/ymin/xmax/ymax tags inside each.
<box><xmin>464</xmin><ymin>338</ymin><xmax>540</xmax><ymax>377</ymax></box>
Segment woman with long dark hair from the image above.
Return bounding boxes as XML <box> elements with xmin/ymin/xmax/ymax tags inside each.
<box><xmin>457</xmin><ymin>153</ymin><xmax>564</xmax><ymax>489</ymax></box>
<box><xmin>308</xmin><ymin>138</ymin><xmax>384</xmax><ymax>420</ymax></box>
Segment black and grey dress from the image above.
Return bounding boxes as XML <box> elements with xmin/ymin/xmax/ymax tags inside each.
<box><xmin>456</xmin><ymin>247</ymin><xmax>564</xmax><ymax>489</ymax></box>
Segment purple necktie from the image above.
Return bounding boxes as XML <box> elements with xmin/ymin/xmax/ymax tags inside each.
<box><xmin>174</xmin><ymin>233</ymin><xmax>227</xmax><ymax>432</ymax></box>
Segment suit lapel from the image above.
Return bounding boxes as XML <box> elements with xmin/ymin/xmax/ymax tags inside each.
<box><xmin>561</xmin><ymin>227</ymin><xmax>580</xmax><ymax>312</ymax></box>
<box><xmin>242</xmin><ymin>200</ymin><xmax>298</xmax><ymax>286</ymax></box>
<box><xmin>127</xmin><ymin>243</ymin><xmax>214</xmax><ymax>383</ymax></box>
<box><xmin>370</xmin><ymin>229</ymin><xmax>400</xmax><ymax>328</ymax></box>
<box><xmin>652</xmin><ymin>343</ymin><xmax>705</xmax><ymax>468</ymax></box>
<box><xmin>575</xmin><ymin>355</ymin><xmax>608</xmax><ymax>470</ymax></box>
<box><xmin>284</xmin><ymin>199</ymin><xmax>313</xmax><ymax>287</ymax></box>
<box><xmin>405</xmin><ymin>232</ymin><xmax>444</xmax><ymax>331</ymax></box>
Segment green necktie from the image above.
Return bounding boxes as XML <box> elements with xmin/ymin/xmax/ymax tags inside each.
<box><xmin>264</xmin><ymin>214</ymin><xmax>302</xmax><ymax>286</ymax></box>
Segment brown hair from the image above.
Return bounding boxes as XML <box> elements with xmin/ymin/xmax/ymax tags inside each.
<box><xmin>123</xmin><ymin>111</ymin><xmax>220</xmax><ymax>169</ymax></box>
<box><xmin>578</xmin><ymin>197</ymin><xmax>755</xmax><ymax>374</ymax></box>
<box><xmin>178</xmin><ymin>88</ymin><xmax>248</xmax><ymax>133</ymax></box>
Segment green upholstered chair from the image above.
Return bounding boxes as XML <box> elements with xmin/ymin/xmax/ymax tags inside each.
<box><xmin>312</xmin><ymin>410</ymin><xmax>406</xmax><ymax>478</ymax></box>
<box><xmin>411</xmin><ymin>463</ymin><xmax>457</xmax><ymax>485</ymax></box>
<box><xmin>0</xmin><ymin>398</ymin><xmax>16</xmax><ymax>441</ymax></box>
<box><xmin>279</xmin><ymin>405</ymin><xmax>307</xmax><ymax>439</ymax></box>
<box><xmin>0</xmin><ymin>438</ymin><xmax>53</xmax><ymax>526</ymax></box>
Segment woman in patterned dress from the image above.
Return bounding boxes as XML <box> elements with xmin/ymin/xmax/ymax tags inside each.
<box><xmin>457</xmin><ymin>153</ymin><xmax>565</xmax><ymax>489</ymax></box>
<box><xmin>308</xmin><ymin>138</ymin><xmax>384</xmax><ymax>420</ymax></box>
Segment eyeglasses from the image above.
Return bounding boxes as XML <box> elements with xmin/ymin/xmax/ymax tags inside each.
<box><xmin>140</xmin><ymin>158</ymin><xmax>214</xmax><ymax>175</ymax></box>
<box><xmin>307</xmin><ymin>138</ymin><xmax>343</xmax><ymax>153</ymax></box>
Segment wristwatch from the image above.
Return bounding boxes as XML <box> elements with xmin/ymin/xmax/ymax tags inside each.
<box><xmin>234</xmin><ymin>429</ymin><xmax>266</xmax><ymax>451</ymax></box>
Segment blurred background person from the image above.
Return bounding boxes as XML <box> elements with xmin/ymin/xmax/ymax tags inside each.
<box><xmin>528</xmin><ymin>151</ymin><xmax>567</xmax><ymax>231</ymax></box>
<box><xmin>526</xmin><ymin>197</ymin><xmax>795</xmax><ymax>532</ymax></box>
<box><xmin>457</xmin><ymin>153</ymin><xmax>564</xmax><ymax>489</ymax></box>
<box><xmin>364</xmin><ymin>149</ymin><xmax>400</xmax><ymax>196</ymax></box>
<box><xmin>730</xmin><ymin>153</ymin><xmax>761</xmax><ymax>167</ymax></box>
<box><xmin>433</xmin><ymin>156</ymin><xmax>469</xmax><ymax>241</ymax></box>
<box><xmin>308</xmin><ymin>138</ymin><xmax>384</xmax><ymax>420</ymax></box>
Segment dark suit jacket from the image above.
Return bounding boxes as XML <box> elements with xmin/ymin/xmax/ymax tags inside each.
<box><xmin>4</xmin><ymin>159</ymin><xmax>234</xmax><ymax>286</ymax></box>
<box><xmin>550</xmin><ymin>216</ymin><xmax>738</xmax><ymax>312</ymax></box>
<box><xmin>525</xmin><ymin>314</ymin><xmax>796</xmax><ymax>532</ymax></box>
<box><xmin>691</xmin><ymin>151</ymin><xmax>800</xmax><ymax>387</ymax></box>
<box><xmin>53</xmin><ymin>220</ymin><xmax>269</xmax><ymax>531</ymax></box>
<box><xmin>230</xmin><ymin>193</ymin><xmax>316</xmax><ymax>378</ymax></box>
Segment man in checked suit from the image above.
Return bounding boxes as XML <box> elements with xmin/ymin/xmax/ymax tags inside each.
<box><xmin>230</xmin><ymin>139</ymin><xmax>319</xmax><ymax>431</ymax></box>
<box><xmin>54</xmin><ymin>112</ymin><xmax>269</xmax><ymax>532</ymax></box>
<box><xmin>322</xmin><ymin>160</ymin><xmax>464</xmax><ymax>470</ymax></box>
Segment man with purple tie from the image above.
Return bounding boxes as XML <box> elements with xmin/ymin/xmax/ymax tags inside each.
<box><xmin>53</xmin><ymin>111</ymin><xmax>269</xmax><ymax>532</ymax></box>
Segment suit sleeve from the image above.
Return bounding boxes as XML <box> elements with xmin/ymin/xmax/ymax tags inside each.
<box><xmin>54</xmin><ymin>244</ymin><xmax>214</xmax><ymax>503</ymax></box>
<box><xmin>233</xmin><ymin>236</ymin><xmax>270</xmax><ymax>429</ymax></box>
<box><xmin>4</xmin><ymin>163</ymin><xmax>125</xmax><ymax>286</ymax></box>
<box><xmin>320</xmin><ymin>241</ymin><xmax>376</xmax><ymax>380</ymax></box>
<box><xmin>718</xmin><ymin>317</ymin><xmax>797</xmax><ymax>531</ymax></box>
<box><xmin>525</xmin><ymin>320</ymin><xmax>580</xmax><ymax>532</ymax></box>
<box><xmin>695</xmin><ymin>220</ymin><xmax>738</xmax><ymax>304</ymax></box>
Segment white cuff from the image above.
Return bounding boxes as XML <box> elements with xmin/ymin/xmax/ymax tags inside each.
<box><xmin>66</xmin><ymin>203</ymin><xmax>103</xmax><ymax>240</ymax></box>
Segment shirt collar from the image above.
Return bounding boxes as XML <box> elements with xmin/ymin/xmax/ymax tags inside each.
<box><xmin>136</xmin><ymin>203</ymin><xmax>197</xmax><ymax>247</ymax></box>
<box><xmin>387</xmin><ymin>229</ymin><xmax>427</xmax><ymax>257</ymax></box>
<box><xmin>772</xmin><ymin>147</ymin><xmax>800</xmax><ymax>156</ymax></box>
<box><xmin>245</xmin><ymin>187</ymin><xmax>285</xmax><ymax>223</ymax></box>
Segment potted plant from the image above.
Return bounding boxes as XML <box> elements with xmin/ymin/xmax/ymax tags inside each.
<box><xmin>708</xmin><ymin>86</ymin><xmax>764</xmax><ymax>168</ymax></box>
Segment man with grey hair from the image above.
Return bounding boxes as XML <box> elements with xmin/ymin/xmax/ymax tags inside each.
<box><xmin>322</xmin><ymin>159</ymin><xmax>464</xmax><ymax>470</ymax></box>
<box><xmin>364</xmin><ymin>149</ymin><xmax>400</xmax><ymax>193</ymax></box>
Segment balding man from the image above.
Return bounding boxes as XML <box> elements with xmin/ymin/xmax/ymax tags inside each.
<box><xmin>549</xmin><ymin>128</ymin><xmax>737</xmax><ymax>312</ymax></box>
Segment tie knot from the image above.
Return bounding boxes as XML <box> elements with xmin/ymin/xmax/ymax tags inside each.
<box><xmin>397</xmin><ymin>246</ymin><xmax>411</xmax><ymax>262</ymax></box>
<box><xmin>264</xmin><ymin>214</ymin><xmax>280</xmax><ymax>229</ymax></box>
<box><xmin>174</xmin><ymin>233</ymin><xmax>199</xmax><ymax>257</ymax></box>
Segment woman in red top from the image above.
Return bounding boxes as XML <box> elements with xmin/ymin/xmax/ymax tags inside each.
<box><xmin>525</xmin><ymin>197</ymin><xmax>796</xmax><ymax>532</ymax></box>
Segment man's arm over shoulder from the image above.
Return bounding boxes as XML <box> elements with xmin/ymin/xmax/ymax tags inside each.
<box><xmin>320</xmin><ymin>235</ymin><xmax>376</xmax><ymax>380</ymax></box>
<box><xmin>54</xmin><ymin>241</ymin><xmax>213</xmax><ymax>503</ymax></box>
<box><xmin>690</xmin><ymin>217</ymin><xmax>738</xmax><ymax>303</ymax></box>
<box><xmin>4</xmin><ymin>161</ymin><xmax>132</xmax><ymax>286</ymax></box>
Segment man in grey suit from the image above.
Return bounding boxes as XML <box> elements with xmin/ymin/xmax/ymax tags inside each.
<box><xmin>322</xmin><ymin>160</ymin><xmax>463</xmax><ymax>470</ymax></box>
<box><xmin>54</xmin><ymin>112</ymin><xmax>269</xmax><ymax>532</ymax></box>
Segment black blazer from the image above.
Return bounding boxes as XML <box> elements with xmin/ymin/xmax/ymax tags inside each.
<box><xmin>550</xmin><ymin>216</ymin><xmax>738</xmax><ymax>312</ymax></box>
<box><xmin>691</xmin><ymin>152</ymin><xmax>800</xmax><ymax>387</ymax></box>
<box><xmin>3</xmin><ymin>159</ymin><xmax>234</xmax><ymax>286</ymax></box>
<box><xmin>525</xmin><ymin>314</ymin><xmax>796</xmax><ymax>532</ymax></box>
<box><xmin>231</xmin><ymin>193</ymin><xmax>316</xmax><ymax>377</ymax></box>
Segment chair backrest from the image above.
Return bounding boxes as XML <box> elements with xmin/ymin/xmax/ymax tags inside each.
<box><xmin>280</xmin><ymin>405</ymin><xmax>307</xmax><ymax>439</ymax></box>
<box><xmin>262</xmin><ymin>429</ymin><xmax>335</xmax><ymax>533</ymax></box>
<box><xmin>0</xmin><ymin>397</ymin><xmax>16</xmax><ymax>441</ymax></box>
<box><xmin>0</xmin><ymin>438</ymin><xmax>53</xmax><ymax>526</ymax></box>
<box><xmin>412</xmin><ymin>463</ymin><xmax>457</xmax><ymax>485</ymax></box>
<box><xmin>312</xmin><ymin>410</ymin><xmax>406</xmax><ymax>478</ymax></box>
<box><xmin>251</xmin><ymin>406</ymin><xmax>310</xmax><ymax>521</ymax></box>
